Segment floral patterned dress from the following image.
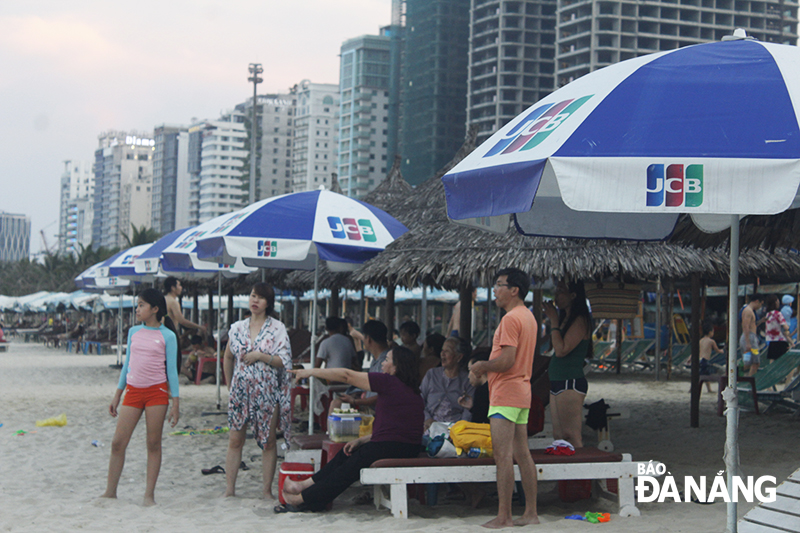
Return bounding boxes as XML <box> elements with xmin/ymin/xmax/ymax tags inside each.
<box><xmin>227</xmin><ymin>316</ymin><xmax>292</xmax><ymax>448</ymax></box>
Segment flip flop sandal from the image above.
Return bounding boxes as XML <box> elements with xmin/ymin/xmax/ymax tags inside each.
<box><xmin>274</xmin><ymin>503</ymin><xmax>306</xmax><ymax>513</ymax></box>
<box><xmin>240</xmin><ymin>461</ymin><xmax>250</xmax><ymax>471</ymax></box>
<box><xmin>201</xmin><ymin>465</ymin><xmax>225</xmax><ymax>475</ymax></box>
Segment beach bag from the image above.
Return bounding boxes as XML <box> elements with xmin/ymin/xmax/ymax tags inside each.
<box><xmin>426</xmin><ymin>434</ymin><xmax>458</xmax><ymax>458</ymax></box>
<box><xmin>450</xmin><ymin>420</ymin><xmax>492</xmax><ymax>456</ymax></box>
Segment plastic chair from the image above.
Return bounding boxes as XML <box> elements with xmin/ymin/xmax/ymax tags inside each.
<box><xmin>291</xmin><ymin>386</ymin><xmax>310</xmax><ymax>421</ymax></box>
<box><xmin>195</xmin><ymin>357</ymin><xmax>225</xmax><ymax>385</ymax></box>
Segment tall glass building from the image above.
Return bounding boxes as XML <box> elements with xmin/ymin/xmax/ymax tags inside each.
<box><xmin>400</xmin><ymin>0</ymin><xmax>471</xmax><ymax>186</ymax></box>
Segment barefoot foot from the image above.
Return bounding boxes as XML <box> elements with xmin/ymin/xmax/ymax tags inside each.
<box><xmin>482</xmin><ymin>517</ymin><xmax>515</xmax><ymax>529</ymax></box>
<box><xmin>143</xmin><ymin>496</ymin><xmax>156</xmax><ymax>507</ymax></box>
<box><xmin>513</xmin><ymin>514</ymin><xmax>540</xmax><ymax>526</ymax></box>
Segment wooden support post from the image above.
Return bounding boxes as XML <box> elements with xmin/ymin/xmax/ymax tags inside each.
<box><xmin>330</xmin><ymin>285</ymin><xmax>341</xmax><ymax>319</ymax></box>
<box><xmin>690</xmin><ymin>273</ymin><xmax>701</xmax><ymax>428</ymax></box>
<box><xmin>385</xmin><ymin>283</ymin><xmax>396</xmax><ymax>340</ymax></box>
<box><xmin>533</xmin><ymin>289</ymin><xmax>543</xmax><ymax>356</ymax></box>
<box><xmin>459</xmin><ymin>285</ymin><xmax>473</xmax><ymax>344</ymax></box>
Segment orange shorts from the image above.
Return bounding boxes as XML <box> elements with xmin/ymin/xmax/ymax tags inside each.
<box><xmin>122</xmin><ymin>382</ymin><xmax>169</xmax><ymax>409</ymax></box>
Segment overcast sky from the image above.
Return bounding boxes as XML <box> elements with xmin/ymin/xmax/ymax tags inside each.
<box><xmin>0</xmin><ymin>0</ymin><xmax>388</xmax><ymax>257</ymax></box>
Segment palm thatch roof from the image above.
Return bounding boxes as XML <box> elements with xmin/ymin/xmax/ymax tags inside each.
<box><xmin>670</xmin><ymin>210</ymin><xmax>800</xmax><ymax>251</ymax></box>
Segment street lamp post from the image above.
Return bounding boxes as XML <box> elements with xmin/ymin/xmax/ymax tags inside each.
<box><xmin>247</xmin><ymin>63</ymin><xmax>263</xmax><ymax>205</ymax></box>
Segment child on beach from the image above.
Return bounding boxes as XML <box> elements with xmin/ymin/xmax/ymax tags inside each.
<box><xmin>699</xmin><ymin>322</ymin><xmax>723</xmax><ymax>392</ymax></box>
<box><xmin>101</xmin><ymin>288</ymin><xmax>180</xmax><ymax>506</ymax></box>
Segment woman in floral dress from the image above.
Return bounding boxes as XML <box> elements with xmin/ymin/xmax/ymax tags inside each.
<box><xmin>223</xmin><ymin>282</ymin><xmax>292</xmax><ymax>499</ymax></box>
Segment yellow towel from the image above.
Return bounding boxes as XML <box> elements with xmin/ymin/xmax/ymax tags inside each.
<box><xmin>35</xmin><ymin>413</ymin><xmax>67</xmax><ymax>427</ymax></box>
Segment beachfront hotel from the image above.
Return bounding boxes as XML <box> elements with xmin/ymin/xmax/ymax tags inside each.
<box><xmin>58</xmin><ymin>160</ymin><xmax>94</xmax><ymax>257</ymax></box>
<box><xmin>338</xmin><ymin>32</ymin><xmax>393</xmax><ymax>199</ymax></box>
<box><xmin>556</xmin><ymin>0</ymin><xmax>798</xmax><ymax>86</ymax></box>
<box><xmin>91</xmin><ymin>131</ymin><xmax>154</xmax><ymax>249</ymax></box>
<box><xmin>289</xmin><ymin>80</ymin><xmax>339</xmax><ymax>193</ymax></box>
<box><xmin>186</xmin><ymin>114</ymin><xmax>248</xmax><ymax>225</ymax></box>
<box><xmin>0</xmin><ymin>211</ymin><xmax>30</xmax><ymax>262</ymax></box>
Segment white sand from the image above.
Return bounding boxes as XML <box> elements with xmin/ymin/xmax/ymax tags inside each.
<box><xmin>1</xmin><ymin>342</ymin><xmax>798</xmax><ymax>532</ymax></box>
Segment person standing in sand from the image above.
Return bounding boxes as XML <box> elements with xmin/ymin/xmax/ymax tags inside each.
<box><xmin>163</xmin><ymin>277</ymin><xmax>206</xmax><ymax>336</ymax></box>
<box><xmin>741</xmin><ymin>295</ymin><xmax>764</xmax><ymax>376</ymax></box>
<box><xmin>699</xmin><ymin>322</ymin><xmax>723</xmax><ymax>392</ymax></box>
<box><xmin>101</xmin><ymin>288</ymin><xmax>180</xmax><ymax>506</ymax></box>
<box><xmin>223</xmin><ymin>283</ymin><xmax>292</xmax><ymax>500</ymax></box>
<box><xmin>470</xmin><ymin>268</ymin><xmax>539</xmax><ymax>528</ymax></box>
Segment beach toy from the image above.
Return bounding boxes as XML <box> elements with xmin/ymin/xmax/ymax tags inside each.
<box><xmin>91</xmin><ymin>440</ymin><xmax>104</xmax><ymax>447</ymax></box>
<box><xmin>15</xmin><ymin>430</ymin><xmax>26</xmax><ymax>436</ymax></box>
<box><xmin>35</xmin><ymin>413</ymin><xmax>67</xmax><ymax>427</ymax></box>
<box><xmin>585</xmin><ymin>512</ymin><xmax>611</xmax><ymax>523</ymax></box>
<box><xmin>565</xmin><ymin>514</ymin><xmax>585</xmax><ymax>521</ymax></box>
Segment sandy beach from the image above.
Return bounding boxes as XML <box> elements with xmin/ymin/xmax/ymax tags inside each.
<box><xmin>1</xmin><ymin>342</ymin><xmax>798</xmax><ymax>532</ymax></box>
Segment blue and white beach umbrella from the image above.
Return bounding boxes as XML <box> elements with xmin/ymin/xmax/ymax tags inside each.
<box><xmin>195</xmin><ymin>189</ymin><xmax>408</xmax><ymax>432</ymax></box>
<box><xmin>194</xmin><ymin>189</ymin><xmax>408</xmax><ymax>271</ymax></box>
<box><xmin>134</xmin><ymin>227</ymin><xmax>255</xmax><ymax>278</ymax></box>
<box><xmin>442</xmin><ymin>32</ymin><xmax>800</xmax><ymax>532</ymax></box>
<box><xmin>443</xmin><ymin>34</ymin><xmax>800</xmax><ymax>240</ymax></box>
<box><xmin>97</xmin><ymin>244</ymin><xmax>154</xmax><ymax>280</ymax></box>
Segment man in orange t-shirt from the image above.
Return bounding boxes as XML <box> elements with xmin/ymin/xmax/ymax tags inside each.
<box><xmin>471</xmin><ymin>267</ymin><xmax>538</xmax><ymax>528</ymax></box>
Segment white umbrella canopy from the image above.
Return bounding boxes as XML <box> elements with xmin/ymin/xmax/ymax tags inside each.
<box><xmin>442</xmin><ymin>32</ymin><xmax>800</xmax><ymax>532</ymax></box>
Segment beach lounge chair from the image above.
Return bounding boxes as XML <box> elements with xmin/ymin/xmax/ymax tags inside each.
<box><xmin>757</xmin><ymin>372</ymin><xmax>800</xmax><ymax>416</ymax></box>
<box><xmin>360</xmin><ymin>448</ymin><xmax>658</xmax><ymax>519</ymax></box>
<box><xmin>619</xmin><ymin>339</ymin><xmax>655</xmax><ymax>369</ymax></box>
<box><xmin>589</xmin><ymin>340</ymin><xmax>615</xmax><ymax>367</ymax></box>
<box><xmin>594</xmin><ymin>340</ymin><xmax>636</xmax><ymax>371</ymax></box>
<box><xmin>738</xmin><ymin>350</ymin><xmax>800</xmax><ymax>409</ymax></box>
<box><xmin>738</xmin><ymin>466</ymin><xmax>800</xmax><ymax>532</ymax></box>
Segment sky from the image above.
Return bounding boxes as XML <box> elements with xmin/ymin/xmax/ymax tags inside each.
<box><xmin>0</xmin><ymin>0</ymin><xmax>389</xmax><ymax>257</ymax></box>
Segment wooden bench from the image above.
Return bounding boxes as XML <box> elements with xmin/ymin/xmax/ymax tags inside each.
<box><xmin>361</xmin><ymin>447</ymin><xmax>652</xmax><ymax>519</ymax></box>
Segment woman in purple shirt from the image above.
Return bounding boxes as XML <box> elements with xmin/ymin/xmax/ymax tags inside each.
<box><xmin>277</xmin><ymin>346</ymin><xmax>423</xmax><ymax>513</ymax></box>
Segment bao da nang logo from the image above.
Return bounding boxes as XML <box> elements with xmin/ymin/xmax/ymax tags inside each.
<box><xmin>483</xmin><ymin>95</ymin><xmax>593</xmax><ymax>157</ymax></box>
<box><xmin>257</xmin><ymin>240</ymin><xmax>277</xmax><ymax>258</ymax></box>
<box><xmin>327</xmin><ymin>217</ymin><xmax>377</xmax><ymax>242</ymax></box>
<box><xmin>647</xmin><ymin>164</ymin><xmax>704</xmax><ymax>207</ymax></box>
<box><xmin>636</xmin><ymin>462</ymin><xmax>776</xmax><ymax>504</ymax></box>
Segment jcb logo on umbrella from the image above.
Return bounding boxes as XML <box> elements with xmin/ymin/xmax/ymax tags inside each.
<box><xmin>327</xmin><ymin>217</ymin><xmax>377</xmax><ymax>242</ymax></box>
<box><xmin>175</xmin><ymin>230</ymin><xmax>206</xmax><ymax>249</ymax></box>
<box><xmin>646</xmin><ymin>164</ymin><xmax>703</xmax><ymax>207</ymax></box>
<box><xmin>257</xmin><ymin>240</ymin><xmax>278</xmax><ymax>257</ymax></box>
<box><xmin>483</xmin><ymin>95</ymin><xmax>593</xmax><ymax>157</ymax></box>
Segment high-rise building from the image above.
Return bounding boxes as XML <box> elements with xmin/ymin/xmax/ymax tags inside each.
<box><xmin>400</xmin><ymin>0</ymin><xmax>471</xmax><ymax>186</ymax></box>
<box><xmin>467</xmin><ymin>0</ymin><xmax>557</xmax><ymax>145</ymax></box>
<box><xmin>290</xmin><ymin>80</ymin><xmax>339</xmax><ymax>192</ymax></box>
<box><xmin>92</xmin><ymin>131</ymin><xmax>154</xmax><ymax>249</ymax></box>
<box><xmin>556</xmin><ymin>0</ymin><xmax>798</xmax><ymax>87</ymax></box>
<box><xmin>152</xmin><ymin>125</ymin><xmax>190</xmax><ymax>234</ymax></box>
<box><xmin>0</xmin><ymin>211</ymin><xmax>31</xmax><ymax>262</ymax></box>
<box><xmin>338</xmin><ymin>33</ymin><xmax>392</xmax><ymax>198</ymax></box>
<box><xmin>58</xmin><ymin>160</ymin><xmax>94</xmax><ymax>255</ymax></box>
<box><xmin>187</xmin><ymin>113</ymin><xmax>247</xmax><ymax>225</ymax></box>
<box><xmin>236</xmin><ymin>93</ymin><xmax>295</xmax><ymax>200</ymax></box>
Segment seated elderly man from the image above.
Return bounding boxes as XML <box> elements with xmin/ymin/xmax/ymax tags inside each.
<box><xmin>421</xmin><ymin>336</ymin><xmax>474</xmax><ymax>430</ymax></box>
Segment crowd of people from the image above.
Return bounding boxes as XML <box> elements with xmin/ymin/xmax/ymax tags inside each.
<box><xmin>91</xmin><ymin>270</ymin><xmax>599</xmax><ymax>528</ymax></box>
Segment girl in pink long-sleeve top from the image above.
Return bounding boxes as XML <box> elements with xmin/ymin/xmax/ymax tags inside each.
<box><xmin>101</xmin><ymin>288</ymin><xmax>180</xmax><ymax>506</ymax></box>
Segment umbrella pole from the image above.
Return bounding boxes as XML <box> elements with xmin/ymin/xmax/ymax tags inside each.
<box><xmin>216</xmin><ymin>273</ymin><xmax>222</xmax><ymax>410</ymax></box>
<box><xmin>117</xmin><ymin>293</ymin><xmax>123</xmax><ymax>366</ymax></box>
<box><xmin>309</xmin><ymin>256</ymin><xmax>319</xmax><ymax>435</ymax></box>
<box><xmin>655</xmin><ymin>276</ymin><xmax>662</xmax><ymax>381</ymax></box>
<box><xmin>725</xmin><ymin>215</ymin><xmax>740</xmax><ymax>533</ymax></box>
